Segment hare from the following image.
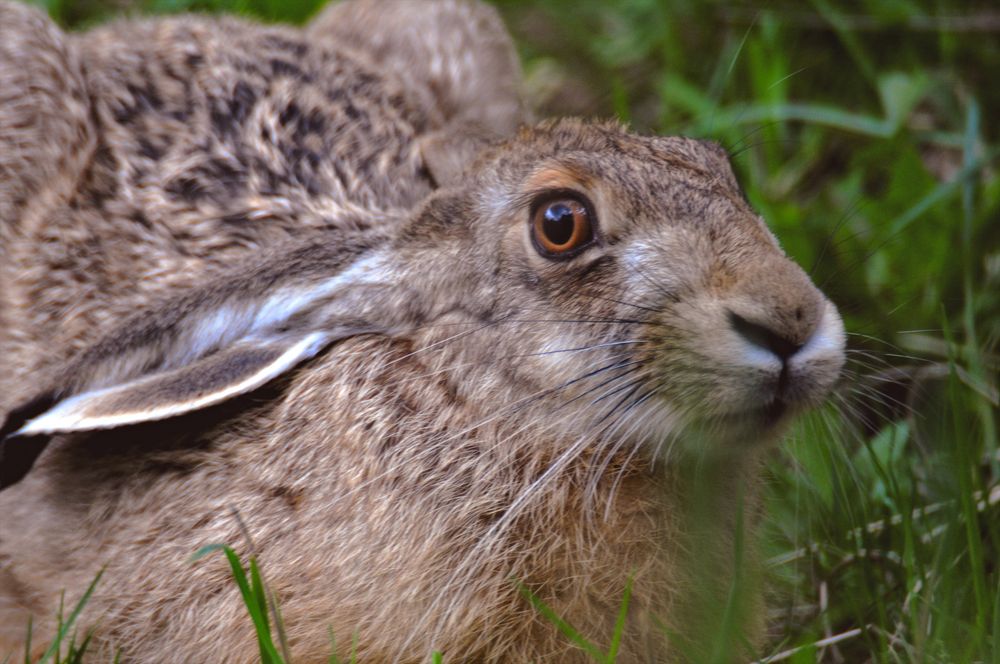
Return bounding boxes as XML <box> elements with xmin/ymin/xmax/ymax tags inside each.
<box><xmin>0</xmin><ymin>1</ymin><xmax>845</xmax><ymax>662</ymax></box>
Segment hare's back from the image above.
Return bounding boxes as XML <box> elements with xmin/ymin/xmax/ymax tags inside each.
<box><xmin>78</xmin><ymin>15</ymin><xmax>435</xmax><ymax>223</ymax></box>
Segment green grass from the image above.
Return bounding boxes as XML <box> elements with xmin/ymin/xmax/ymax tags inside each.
<box><xmin>516</xmin><ymin>577</ymin><xmax>635</xmax><ymax>663</ymax></box>
<box><xmin>191</xmin><ymin>545</ymin><xmax>290</xmax><ymax>664</ymax></box>
<box><xmin>19</xmin><ymin>0</ymin><xmax>1000</xmax><ymax>661</ymax></box>
<box><xmin>5</xmin><ymin>571</ymin><xmax>107</xmax><ymax>664</ymax></box>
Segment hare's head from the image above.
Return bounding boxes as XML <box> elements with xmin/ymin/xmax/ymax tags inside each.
<box><xmin>401</xmin><ymin>119</ymin><xmax>846</xmax><ymax>447</ymax></box>
<box><xmin>0</xmin><ymin>120</ymin><xmax>844</xmax><ymax>487</ymax></box>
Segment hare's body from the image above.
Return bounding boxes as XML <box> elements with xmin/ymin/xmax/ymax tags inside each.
<box><xmin>0</xmin><ymin>2</ymin><xmax>844</xmax><ymax>662</ymax></box>
<box><xmin>1</xmin><ymin>334</ymin><xmax>681</xmax><ymax>661</ymax></box>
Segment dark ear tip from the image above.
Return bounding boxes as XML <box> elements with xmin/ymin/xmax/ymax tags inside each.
<box><xmin>0</xmin><ymin>436</ymin><xmax>51</xmax><ymax>490</ymax></box>
<box><xmin>0</xmin><ymin>392</ymin><xmax>57</xmax><ymax>438</ymax></box>
<box><xmin>0</xmin><ymin>392</ymin><xmax>58</xmax><ymax>491</ymax></box>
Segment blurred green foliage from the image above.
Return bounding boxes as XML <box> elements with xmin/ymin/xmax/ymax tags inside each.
<box><xmin>24</xmin><ymin>0</ymin><xmax>1000</xmax><ymax>660</ymax></box>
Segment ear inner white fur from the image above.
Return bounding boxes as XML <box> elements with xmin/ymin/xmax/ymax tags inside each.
<box><xmin>13</xmin><ymin>331</ymin><xmax>333</xmax><ymax>436</ymax></box>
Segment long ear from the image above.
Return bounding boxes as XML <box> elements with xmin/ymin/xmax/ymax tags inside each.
<box><xmin>0</xmin><ymin>2</ymin><xmax>94</xmax><ymax>241</ymax></box>
<box><xmin>13</xmin><ymin>332</ymin><xmax>334</xmax><ymax>437</ymax></box>
<box><xmin>0</xmin><ymin>237</ymin><xmax>420</xmax><ymax>488</ymax></box>
<box><xmin>0</xmin><ymin>333</ymin><xmax>333</xmax><ymax>488</ymax></box>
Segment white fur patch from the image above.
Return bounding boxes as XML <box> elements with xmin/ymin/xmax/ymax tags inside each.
<box><xmin>252</xmin><ymin>251</ymin><xmax>391</xmax><ymax>330</ymax></box>
<box><xmin>183</xmin><ymin>304</ymin><xmax>254</xmax><ymax>361</ymax></box>
<box><xmin>738</xmin><ymin>342</ymin><xmax>784</xmax><ymax>370</ymax></box>
<box><xmin>794</xmin><ymin>300</ymin><xmax>846</xmax><ymax>364</ymax></box>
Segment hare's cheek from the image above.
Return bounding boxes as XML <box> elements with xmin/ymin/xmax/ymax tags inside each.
<box><xmin>521</xmin><ymin>329</ymin><xmax>611</xmax><ymax>390</ymax></box>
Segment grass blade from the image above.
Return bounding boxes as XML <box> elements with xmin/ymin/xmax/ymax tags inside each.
<box><xmin>606</xmin><ymin>575</ymin><xmax>633</xmax><ymax>662</ymax></box>
<box><xmin>518</xmin><ymin>583</ymin><xmax>606</xmax><ymax>662</ymax></box>
<box><xmin>21</xmin><ymin>616</ymin><xmax>32</xmax><ymax>664</ymax></box>
<box><xmin>37</xmin><ymin>569</ymin><xmax>103</xmax><ymax>664</ymax></box>
<box><xmin>192</xmin><ymin>544</ymin><xmax>284</xmax><ymax>664</ymax></box>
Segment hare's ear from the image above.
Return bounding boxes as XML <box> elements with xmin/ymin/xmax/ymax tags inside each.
<box><xmin>10</xmin><ymin>331</ymin><xmax>334</xmax><ymax>439</ymax></box>
<box><xmin>0</xmin><ymin>241</ymin><xmax>414</xmax><ymax>488</ymax></box>
<box><xmin>0</xmin><ymin>3</ymin><xmax>93</xmax><ymax>237</ymax></box>
<box><xmin>0</xmin><ymin>330</ymin><xmax>337</xmax><ymax>489</ymax></box>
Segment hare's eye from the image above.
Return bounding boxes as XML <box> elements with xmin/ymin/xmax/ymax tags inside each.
<box><xmin>531</xmin><ymin>197</ymin><xmax>594</xmax><ymax>258</ymax></box>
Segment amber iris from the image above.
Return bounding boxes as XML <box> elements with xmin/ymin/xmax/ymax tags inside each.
<box><xmin>531</xmin><ymin>198</ymin><xmax>593</xmax><ymax>257</ymax></box>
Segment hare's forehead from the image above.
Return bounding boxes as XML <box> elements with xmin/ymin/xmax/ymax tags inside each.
<box><xmin>514</xmin><ymin>148</ymin><xmax>730</xmax><ymax>199</ymax></box>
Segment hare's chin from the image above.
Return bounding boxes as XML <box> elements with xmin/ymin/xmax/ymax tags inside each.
<box><xmin>667</xmin><ymin>403</ymin><xmax>794</xmax><ymax>453</ymax></box>
<box><xmin>717</xmin><ymin>399</ymin><xmax>792</xmax><ymax>432</ymax></box>
<box><xmin>675</xmin><ymin>370</ymin><xmax>838</xmax><ymax>446</ymax></box>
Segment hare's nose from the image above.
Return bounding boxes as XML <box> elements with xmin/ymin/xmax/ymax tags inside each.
<box><xmin>728</xmin><ymin>311</ymin><xmax>804</xmax><ymax>362</ymax></box>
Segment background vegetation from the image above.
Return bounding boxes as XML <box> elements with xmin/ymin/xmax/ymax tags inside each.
<box><xmin>24</xmin><ymin>0</ymin><xmax>1000</xmax><ymax>661</ymax></box>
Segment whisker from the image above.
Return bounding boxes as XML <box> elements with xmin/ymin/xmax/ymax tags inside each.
<box><xmin>587</xmin><ymin>386</ymin><xmax>664</xmax><ymax>513</ymax></box>
<box><xmin>729</xmin><ymin>119</ymin><xmax>784</xmax><ymax>155</ymax></box>
<box><xmin>575</xmin><ymin>291</ymin><xmax>662</xmax><ymax>314</ymax></box>
<box><xmin>606</xmin><ymin>425</ymin><xmax>658</xmax><ymax>521</ymax></box>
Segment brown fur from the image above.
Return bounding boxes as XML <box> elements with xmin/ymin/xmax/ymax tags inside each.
<box><xmin>0</xmin><ymin>2</ymin><xmax>845</xmax><ymax>661</ymax></box>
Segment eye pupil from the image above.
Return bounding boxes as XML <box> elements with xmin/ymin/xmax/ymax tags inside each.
<box><xmin>542</xmin><ymin>203</ymin><xmax>576</xmax><ymax>246</ymax></box>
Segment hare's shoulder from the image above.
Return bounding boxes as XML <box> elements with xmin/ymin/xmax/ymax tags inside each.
<box><xmin>78</xmin><ymin>15</ymin><xmax>435</xmax><ymax>218</ymax></box>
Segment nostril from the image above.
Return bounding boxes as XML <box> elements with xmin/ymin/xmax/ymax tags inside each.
<box><xmin>728</xmin><ymin>311</ymin><xmax>803</xmax><ymax>362</ymax></box>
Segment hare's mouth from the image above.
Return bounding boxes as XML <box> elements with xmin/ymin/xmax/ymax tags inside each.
<box><xmin>713</xmin><ymin>375</ymin><xmax>825</xmax><ymax>435</ymax></box>
<box><xmin>671</xmin><ymin>375</ymin><xmax>818</xmax><ymax>446</ymax></box>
